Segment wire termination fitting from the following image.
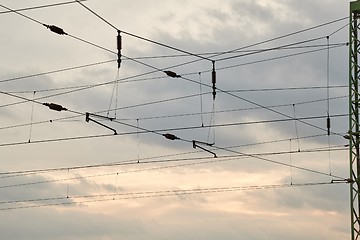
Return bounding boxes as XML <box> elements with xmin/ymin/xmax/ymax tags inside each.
<box><xmin>43</xmin><ymin>24</ymin><xmax>67</xmax><ymax>35</ymax></box>
<box><xmin>163</xmin><ymin>133</ymin><xmax>180</xmax><ymax>140</ymax></box>
<box><xmin>43</xmin><ymin>103</ymin><xmax>67</xmax><ymax>111</ymax></box>
<box><xmin>164</xmin><ymin>70</ymin><xmax>181</xmax><ymax>78</ymax></box>
<box><xmin>117</xmin><ymin>30</ymin><xmax>122</xmax><ymax>69</ymax></box>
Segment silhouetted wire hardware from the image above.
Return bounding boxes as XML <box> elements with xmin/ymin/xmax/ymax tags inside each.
<box><xmin>164</xmin><ymin>70</ymin><xmax>181</xmax><ymax>78</ymax></box>
<box><xmin>327</xmin><ymin>116</ymin><xmax>331</xmax><ymax>136</ymax></box>
<box><xmin>163</xmin><ymin>133</ymin><xmax>180</xmax><ymax>140</ymax></box>
<box><xmin>331</xmin><ymin>178</ymin><xmax>353</xmax><ymax>184</ymax></box>
<box><xmin>212</xmin><ymin>61</ymin><xmax>217</xmax><ymax>100</ymax></box>
<box><xmin>43</xmin><ymin>103</ymin><xmax>67</xmax><ymax>111</ymax></box>
<box><xmin>85</xmin><ymin>112</ymin><xmax>117</xmax><ymax>135</ymax></box>
<box><xmin>43</xmin><ymin>24</ymin><xmax>67</xmax><ymax>35</ymax></box>
<box><xmin>192</xmin><ymin>140</ymin><xmax>217</xmax><ymax>158</ymax></box>
<box><xmin>117</xmin><ymin>30</ymin><xmax>122</xmax><ymax>68</ymax></box>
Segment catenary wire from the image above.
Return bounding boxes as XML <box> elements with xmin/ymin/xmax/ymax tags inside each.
<box><xmin>74</xmin><ymin>0</ymin><xmax>212</xmax><ymax>62</ymax></box>
<box><xmin>0</xmin><ymin>5</ymin><xmax>348</xmax><ymax>167</ymax></box>
<box><xmin>0</xmin><ymin>0</ymin><xmax>88</xmax><ymax>14</ymax></box>
<box><xmin>0</xmin><ymin>43</ymin><xmax>346</xmax><ymax>87</ymax></box>
<box><xmin>0</xmin><ymin>181</ymin><xmax>346</xmax><ymax>211</ymax></box>
<box><xmin>0</xmin><ymin>132</ymin><xmax>339</xmax><ymax>177</ymax></box>
<box><xmin>0</xmin><ymin>40</ymin><xmax>346</xmax><ymax>109</ymax></box>
<box><xmin>0</xmin><ymin>145</ymin><xmax>347</xmax><ymax>190</ymax></box>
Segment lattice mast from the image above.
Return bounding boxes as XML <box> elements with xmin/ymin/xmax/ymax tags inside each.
<box><xmin>349</xmin><ymin>2</ymin><xmax>360</xmax><ymax>239</ymax></box>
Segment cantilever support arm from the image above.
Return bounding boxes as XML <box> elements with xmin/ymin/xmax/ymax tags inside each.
<box><xmin>192</xmin><ymin>140</ymin><xmax>217</xmax><ymax>158</ymax></box>
<box><xmin>85</xmin><ymin>112</ymin><xmax>117</xmax><ymax>135</ymax></box>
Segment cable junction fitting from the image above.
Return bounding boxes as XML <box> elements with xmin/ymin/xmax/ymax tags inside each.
<box><xmin>192</xmin><ymin>140</ymin><xmax>217</xmax><ymax>158</ymax></box>
<box><xmin>164</xmin><ymin>70</ymin><xmax>181</xmax><ymax>78</ymax></box>
<box><xmin>85</xmin><ymin>112</ymin><xmax>117</xmax><ymax>135</ymax></box>
<box><xmin>43</xmin><ymin>102</ymin><xmax>67</xmax><ymax>111</ymax></box>
<box><xmin>163</xmin><ymin>133</ymin><xmax>180</xmax><ymax>140</ymax></box>
<box><xmin>43</xmin><ymin>24</ymin><xmax>67</xmax><ymax>35</ymax></box>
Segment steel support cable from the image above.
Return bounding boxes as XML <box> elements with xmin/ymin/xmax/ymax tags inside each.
<box><xmin>1</xmin><ymin>146</ymin><xmax>345</xmax><ymax>181</ymax></box>
<box><xmin>0</xmin><ymin>92</ymin><xmax>347</xmax><ymax>132</ymax></box>
<box><xmin>0</xmin><ymin>113</ymin><xmax>348</xmax><ymax>148</ymax></box>
<box><xmin>0</xmin><ymin>4</ymin><xmax>348</xmax><ymax>175</ymax></box>
<box><xmin>0</xmin><ymin>155</ymin><xmax>249</xmax><ymax>188</ymax></box>
<box><xmin>0</xmin><ymin>90</ymin><xmax>82</xmax><ymax>115</ymax></box>
<box><xmin>0</xmin><ymin>29</ymin><xmax>346</xmax><ymax>109</ymax></box>
<box><xmin>178</xmin><ymin>73</ymin><xmax>345</xmax><ymax>138</ymax></box>
<box><xmin>0</xmin><ymin>5</ymin><xmax>348</xmax><ymax>144</ymax></box>
<box><xmin>114</xmin><ymin>95</ymin><xmax>347</xmax><ymax>121</ymax></box>
<box><xmin>5</xmin><ymin>83</ymin><xmax>348</xmax><ymax>95</ymax></box>
<box><xmin>0</xmin><ymin>43</ymin><xmax>345</xmax><ymax>110</ymax></box>
<box><xmin>0</xmin><ymin>91</ymin><xmax>211</xmax><ymax>132</ymax></box>
<box><xmin>0</xmin><ymin>44</ymin><xmax>346</xmax><ymax>108</ymax></box>
<box><xmin>0</xmin><ymin>135</ymin><xmax>342</xmax><ymax>178</ymax></box>
<box><xmin>0</xmin><ymin>133</ymin><xmax>332</xmax><ymax>177</ymax></box>
<box><xmin>74</xmin><ymin>0</ymin><xmax>212</xmax><ymax>62</ymax></box>
<box><xmin>151</xmin><ymin>17</ymin><xmax>349</xmax><ymax>72</ymax></box>
<box><xmin>0</xmin><ymin>146</ymin><xmax>347</xmax><ymax>190</ymax></box>
<box><xmin>210</xmin><ymin>17</ymin><xmax>348</xmax><ymax>59</ymax></box>
<box><xmin>0</xmin><ymin>108</ymin><xmax>349</xmax><ymax>185</ymax></box>
<box><xmin>215</xmin><ymin>36</ymin><xmax>326</xmax><ymax>62</ymax></box>
<box><xmin>98</xmin><ymin>117</ymin><xmax>348</xmax><ymax>180</ymax></box>
<box><xmin>207</xmin><ymin>143</ymin><xmax>346</xmax><ymax>180</ymax></box>
<box><xmin>1</xmin><ymin>3</ymin><xmax>348</xmax><ymax>97</ymax></box>
<box><xmin>0</xmin><ymin>181</ymin><xmax>346</xmax><ymax>211</ymax></box>
<box><xmin>0</xmin><ymin>60</ymin><xmax>115</xmax><ymax>84</ymax></box>
<box><xmin>0</xmin><ymin>43</ymin><xmax>346</xmax><ymax>87</ymax></box>
<box><xmin>182</xmin><ymin>43</ymin><xmax>347</xmax><ymax>77</ymax></box>
<box><xmin>0</xmin><ymin>154</ymin><xmax>240</xmax><ymax>178</ymax></box>
<box><xmin>0</xmin><ymin>3</ymin><xmax>348</xmax><ymax>80</ymax></box>
<box><xmin>3</xmin><ymin>0</ymin><xmax>347</xmax><ymax>64</ymax></box>
<box><xmin>0</xmin><ymin>0</ymin><xmax>88</xmax><ymax>14</ymax></box>
<box><xmin>129</xmin><ymin>43</ymin><xmax>347</xmax><ymax>60</ymax></box>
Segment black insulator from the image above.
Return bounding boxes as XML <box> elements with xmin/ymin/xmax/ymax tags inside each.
<box><xmin>212</xmin><ymin>69</ymin><xmax>216</xmax><ymax>84</ymax></box>
<box><xmin>327</xmin><ymin>117</ymin><xmax>331</xmax><ymax>136</ymax></box>
<box><xmin>117</xmin><ymin>31</ymin><xmax>122</xmax><ymax>69</ymax></box>
<box><xmin>163</xmin><ymin>133</ymin><xmax>179</xmax><ymax>140</ymax></box>
<box><xmin>117</xmin><ymin>52</ymin><xmax>122</xmax><ymax>69</ymax></box>
<box><xmin>85</xmin><ymin>112</ymin><xmax>90</xmax><ymax>122</ymax></box>
<box><xmin>43</xmin><ymin>103</ymin><xmax>67</xmax><ymax>111</ymax></box>
<box><xmin>212</xmin><ymin>61</ymin><xmax>216</xmax><ymax>100</ymax></box>
<box><xmin>212</xmin><ymin>89</ymin><xmax>216</xmax><ymax>100</ymax></box>
<box><xmin>44</xmin><ymin>24</ymin><xmax>67</xmax><ymax>35</ymax></box>
<box><xmin>164</xmin><ymin>70</ymin><xmax>181</xmax><ymax>78</ymax></box>
<box><xmin>117</xmin><ymin>31</ymin><xmax>122</xmax><ymax>50</ymax></box>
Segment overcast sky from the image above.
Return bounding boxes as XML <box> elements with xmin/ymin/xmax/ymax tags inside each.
<box><xmin>0</xmin><ymin>0</ymin><xmax>353</xmax><ymax>239</ymax></box>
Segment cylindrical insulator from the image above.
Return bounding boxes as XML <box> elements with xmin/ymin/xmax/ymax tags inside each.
<box><xmin>212</xmin><ymin>69</ymin><xmax>216</xmax><ymax>84</ymax></box>
<box><xmin>117</xmin><ymin>32</ymin><xmax>122</xmax><ymax>50</ymax></box>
